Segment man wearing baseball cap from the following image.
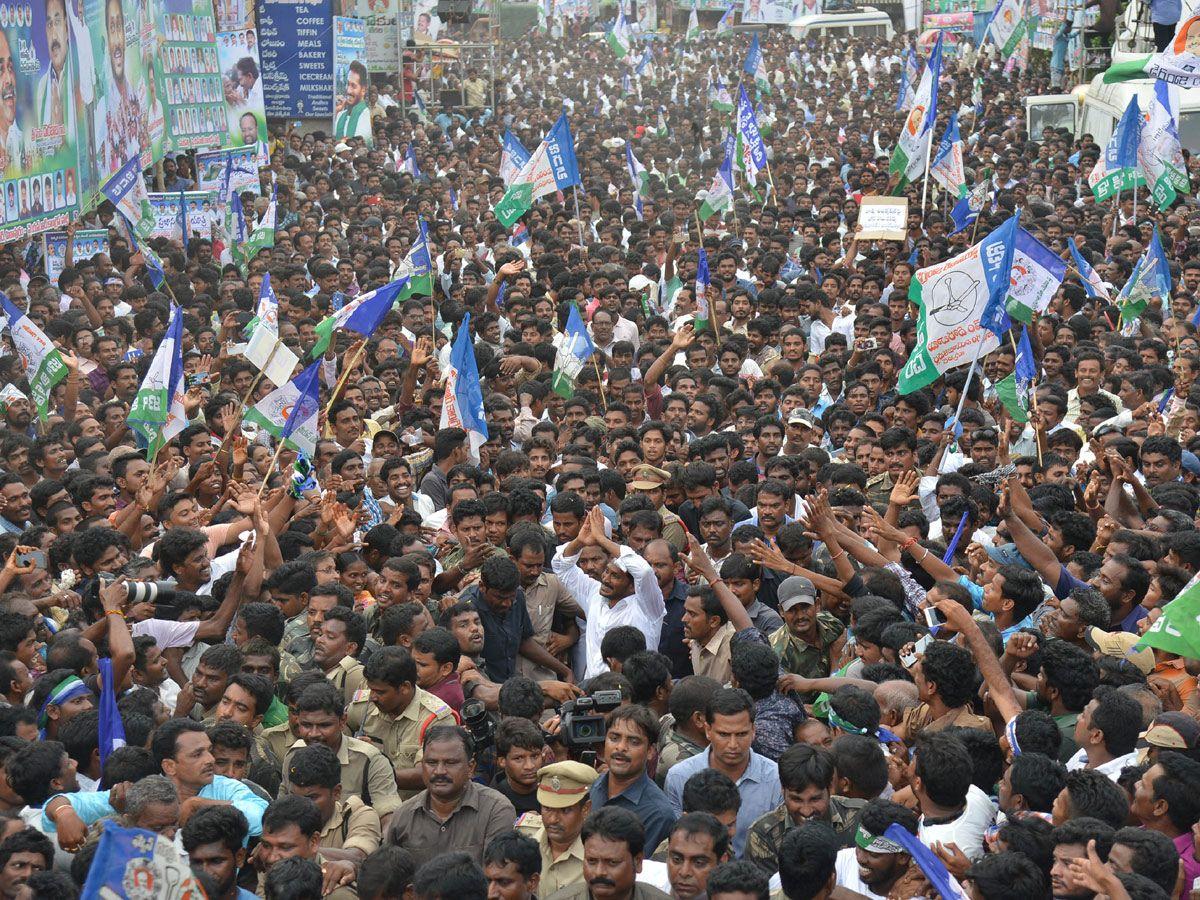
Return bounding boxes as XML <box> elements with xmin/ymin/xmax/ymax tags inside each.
<box><xmin>770</xmin><ymin>576</ymin><xmax>845</xmax><ymax>703</ymax></box>
<box><xmin>516</xmin><ymin>761</ymin><xmax>598</xmax><ymax>896</ymax></box>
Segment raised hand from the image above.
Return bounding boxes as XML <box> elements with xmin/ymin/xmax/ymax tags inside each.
<box><xmin>889</xmin><ymin>470</ymin><xmax>919</xmax><ymax>507</ymax></box>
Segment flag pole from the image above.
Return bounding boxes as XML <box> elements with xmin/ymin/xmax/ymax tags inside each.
<box><xmin>325</xmin><ymin>340</ymin><xmax>367</xmax><ymax>419</ymax></box>
<box><xmin>214</xmin><ymin>347</ymin><xmax>277</xmax><ymax>460</ymax></box>
<box><xmin>592</xmin><ymin>352</ymin><xmax>608</xmax><ymax>411</ymax></box>
<box><xmin>257</xmin><ymin>440</ymin><xmax>288</xmax><ymax>500</ymax></box>
<box><xmin>919</xmin><ymin>128</ymin><xmax>935</xmax><ymax>220</ymax></box>
<box><xmin>572</xmin><ymin>185</ymin><xmax>586</xmax><ymax>250</ymax></box>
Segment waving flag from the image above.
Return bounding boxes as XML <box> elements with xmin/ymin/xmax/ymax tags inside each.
<box><xmin>1104</xmin><ymin>14</ymin><xmax>1200</xmax><ymax>87</ymax></box>
<box><xmin>1006</xmin><ymin>227</ymin><xmax>1067</xmax><ymax>324</ymax></box>
<box><xmin>1089</xmin><ymin>97</ymin><xmax>1144</xmax><ymax>202</ymax></box>
<box><xmin>98</xmin><ymin>657</ymin><xmax>126</xmax><ymax>765</ymax></box>
<box><xmin>1069</xmin><ymin>238</ymin><xmax>1110</xmax><ymax>300</ymax></box>
<box><xmin>127</xmin><ymin>304</ymin><xmax>187</xmax><ymax>457</ymax></box>
<box><xmin>494</xmin><ymin>114</ymin><xmax>581</xmax><ymax>227</ymax></box>
<box><xmin>1147</xmin><ymin>226</ymin><xmax>1172</xmax><ymax>301</ymax></box>
<box><xmin>996</xmin><ymin>326</ymin><xmax>1038</xmax><ymax>423</ymax></box>
<box><xmin>440</xmin><ymin>313</ymin><xmax>489</xmax><ymax>462</ymax></box>
<box><xmin>930</xmin><ymin>111</ymin><xmax>966</xmax><ymax>198</ymax></box>
<box><xmin>500</xmin><ymin>131</ymin><xmax>531</xmax><ymax>186</ymax></box>
<box><xmin>245</xmin><ymin>360</ymin><xmax>322</xmax><ymax>456</ymax></box>
<box><xmin>84</xmin><ymin>824</ymin><xmax>206</xmax><ymax>900</ymax></box>
<box><xmin>687</xmin><ymin>7</ymin><xmax>700</xmax><ymax>38</ymax></box>
<box><xmin>636</xmin><ymin>48</ymin><xmax>653</xmax><ymax>77</ymax></box>
<box><xmin>699</xmin><ymin>137</ymin><xmax>735</xmax><ymax>221</ymax></box>
<box><xmin>735</xmin><ymin>85</ymin><xmax>768</xmax><ymax>187</ymax></box>
<box><xmin>607</xmin><ymin>9</ymin><xmax>632</xmax><ymax>57</ymax></box>
<box><xmin>889</xmin><ymin>33</ymin><xmax>943</xmax><ymax>192</ymax></box>
<box><xmin>131</xmin><ymin>234</ymin><xmax>165</xmax><ymax>290</ymax></box>
<box><xmin>897</xmin><ymin>214</ymin><xmax>1019</xmax><ymax>395</ymax></box>
<box><xmin>1116</xmin><ymin>253</ymin><xmax>1155</xmax><ymax>323</ymax></box>
<box><xmin>710</xmin><ymin>79</ymin><xmax>734</xmax><ymax>113</ymax></box>
<box><xmin>310</xmin><ymin>277</ymin><xmax>409</xmax><ymax>358</ymax></box>
<box><xmin>245</xmin><ymin>184</ymin><xmax>277</xmax><ymax>261</ymax></box>
<box><xmin>883</xmin><ymin>825</ymin><xmax>968</xmax><ymax>900</ymax></box>
<box><xmin>950</xmin><ymin>181</ymin><xmax>988</xmax><ymax>235</ymax></box>
<box><xmin>1139</xmin><ymin>80</ymin><xmax>1189</xmax><ymax>210</ymax></box>
<box><xmin>895</xmin><ymin>48</ymin><xmax>918</xmax><ymax>112</ymax></box>
<box><xmin>987</xmin><ymin>0</ymin><xmax>1028</xmax><ymax>56</ymax></box>
<box><xmin>552</xmin><ymin>305</ymin><xmax>596</xmax><ymax>398</ymax></box>
<box><xmin>745</xmin><ymin>34</ymin><xmax>771</xmax><ymax>93</ymax></box>
<box><xmin>244</xmin><ymin>273</ymin><xmax>299</xmax><ymax>388</ymax></box>
<box><xmin>656</xmin><ymin>107</ymin><xmax>669</xmax><ymax>138</ymax></box>
<box><xmin>100</xmin><ymin>156</ymin><xmax>155</xmax><ymax>239</ymax></box>
<box><xmin>626</xmin><ymin>145</ymin><xmax>648</xmax><ymax>220</ymax></box>
<box><xmin>1137</xmin><ymin>570</ymin><xmax>1200</xmax><ymax>659</ymax></box>
<box><xmin>716</xmin><ymin>4</ymin><xmax>734</xmax><ymax>33</ymax></box>
<box><xmin>695</xmin><ymin>246</ymin><xmax>711</xmax><ymax>333</ymax></box>
<box><xmin>397</xmin><ymin>219</ymin><xmax>435</xmax><ymax>300</ymax></box>
<box><xmin>400</xmin><ymin>145</ymin><xmax>421</xmax><ymax>177</ymax></box>
<box><xmin>2</xmin><ymin>295</ymin><xmax>68</xmax><ymax>421</ymax></box>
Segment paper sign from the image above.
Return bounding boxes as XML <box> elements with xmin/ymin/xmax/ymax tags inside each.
<box><xmin>857</xmin><ymin>196</ymin><xmax>910</xmax><ymax>241</ymax></box>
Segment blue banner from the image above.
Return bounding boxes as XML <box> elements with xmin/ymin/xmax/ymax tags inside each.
<box><xmin>257</xmin><ymin>0</ymin><xmax>333</xmax><ymax>118</ymax></box>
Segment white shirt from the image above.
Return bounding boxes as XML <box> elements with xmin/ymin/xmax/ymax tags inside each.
<box><xmin>808</xmin><ymin>312</ymin><xmax>855</xmax><ymax>354</ymax></box>
<box><xmin>918</xmin><ymin>784</ymin><xmax>996</xmax><ymax>862</ymax></box>
<box><xmin>1066</xmin><ymin>748</ymin><xmax>1137</xmax><ymax>782</ymax></box>
<box><xmin>834</xmin><ymin>847</ymin><xmax>888</xmax><ymax>899</ymax></box>
<box><xmin>551</xmin><ymin>544</ymin><xmax>665</xmax><ymax>678</ymax></box>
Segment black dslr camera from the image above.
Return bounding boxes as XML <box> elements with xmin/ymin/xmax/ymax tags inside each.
<box><xmin>559</xmin><ymin>689</ymin><xmax>624</xmax><ymax>749</ymax></box>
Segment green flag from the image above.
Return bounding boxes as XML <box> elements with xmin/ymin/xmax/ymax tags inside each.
<box><xmin>1137</xmin><ymin>572</ymin><xmax>1200</xmax><ymax>659</ymax></box>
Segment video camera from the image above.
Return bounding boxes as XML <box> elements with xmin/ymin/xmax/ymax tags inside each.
<box><xmin>559</xmin><ymin>689</ymin><xmax>624</xmax><ymax>749</ymax></box>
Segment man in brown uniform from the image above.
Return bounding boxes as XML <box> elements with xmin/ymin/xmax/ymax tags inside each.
<box><xmin>544</xmin><ymin>806</ymin><xmax>671</xmax><ymax>900</ymax></box>
<box><xmin>516</xmin><ymin>760</ymin><xmax>598</xmax><ymax>896</ymax></box>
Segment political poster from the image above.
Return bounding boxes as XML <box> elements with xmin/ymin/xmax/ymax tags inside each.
<box><xmin>148</xmin><ymin>0</ymin><xmax>223</xmax><ymax>152</ymax></box>
<box><xmin>742</xmin><ymin>0</ymin><xmax>800</xmax><ymax>24</ymax></box>
<box><xmin>43</xmin><ymin>228</ymin><xmax>109</xmax><ymax>282</ymax></box>
<box><xmin>332</xmin><ymin>17</ymin><xmax>371</xmax><ymax>146</ymax></box>
<box><xmin>258</xmin><ymin>0</ymin><xmax>332</xmax><ymax>118</ymax></box>
<box><xmin>411</xmin><ymin>0</ymin><xmax>442</xmax><ymax>42</ymax></box>
<box><xmin>196</xmin><ymin>145</ymin><xmax>260</xmax><ymax>195</ymax></box>
<box><xmin>147</xmin><ymin>189</ymin><xmax>216</xmax><ymax>239</ymax></box>
<box><xmin>214</xmin><ymin>0</ymin><xmax>254</xmax><ymax>29</ymax></box>
<box><xmin>217</xmin><ymin>28</ymin><xmax>268</xmax><ymax>157</ymax></box>
<box><xmin>351</xmin><ymin>0</ymin><xmax>395</xmax><ymax>71</ymax></box>
<box><xmin>77</xmin><ymin>0</ymin><xmax>156</xmax><ymax>214</ymax></box>
<box><xmin>0</xmin><ymin>0</ymin><xmax>82</xmax><ymax>241</ymax></box>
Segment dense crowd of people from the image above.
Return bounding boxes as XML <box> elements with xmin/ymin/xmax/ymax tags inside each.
<box><xmin>0</xmin><ymin>13</ymin><xmax>1194</xmax><ymax>900</ymax></box>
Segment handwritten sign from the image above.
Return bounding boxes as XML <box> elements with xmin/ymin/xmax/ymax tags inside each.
<box><xmin>857</xmin><ymin>196</ymin><xmax>909</xmax><ymax>242</ymax></box>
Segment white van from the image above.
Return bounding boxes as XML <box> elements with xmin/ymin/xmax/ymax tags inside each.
<box><xmin>788</xmin><ymin>7</ymin><xmax>894</xmax><ymax>39</ymax></box>
<box><xmin>1026</xmin><ymin>76</ymin><xmax>1200</xmax><ymax>148</ymax></box>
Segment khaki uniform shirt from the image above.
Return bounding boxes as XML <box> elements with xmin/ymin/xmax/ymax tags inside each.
<box><xmin>900</xmin><ymin>702</ymin><xmax>994</xmax><ymax>742</ymax></box>
<box><xmin>262</xmin><ymin>721</ymin><xmax>297</xmax><ymax>767</ymax></box>
<box><xmin>320</xmin><ymin>795</ymin><xmax>383</xmax><ymax>857</ymax></box>
<box><xmin>516</xmin><ymin>812</ymin><xmax>586</xmax><ymax>897</ymax></box>
<box><xmin>284</xmin><ymin>735</ymin><xmax>403</xmax><ymax>818</ymax></box>
<box><xmin>517</xmin><ymin>572</ymin><xmax>586</xmax><ymax>682</ymax></box>
<box><xmin>325</xmin><ymin>656</ymin><xmax>369</xmax><ymax>731</ymax></box>
<box><xmin>356</xmin><ymin>687</ymin><xmax>457</xmax><ymax>800</ymax></box>
<box><xmin>545</xmin><ymin>882</ymin><xmax>671</xmax><ymax>900</ymax></box>
<box><xmin>746</xmin><ymin>796</ymin><xmax>867</xmax><ymax>873</ymax></box>
<box><xmin>659</xmin><ymin>507</ymin><xmax>687</xmax><ymax>551</ymax></box>
<box><xmin>386</xmin><ymin>780</ymin><xmax>517</xmax><ymax>868</ymax></box>
<box><xmin>689</xmin><ymin>621</ymin><xmax>736</xmax><ymax>684</ymax></box>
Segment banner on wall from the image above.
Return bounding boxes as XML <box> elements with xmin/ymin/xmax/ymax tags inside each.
<box><xmin>43</xmin><ymin>228</ymin><xmax>109</xmax><ymax>282</ymax></box>
<box><xmin>217</xmin><ymin>28</ymin><xmax>268</xmax><ymax>158</ymax></box>
<box><xmin>411</xmin><ymin>0</ymin><xmax>442</xmax><ymax>42</ymax></box>
<box><xmin>214</xmin><ymin>0</ymin><xmax>255</xmax><ymax>29</ymax></box>
<box><xmin>741</xmin><ymin>0</ymin><xmax>796</xmax><ymax>23</ymax></box>
<box><xmin>196</xmin><ymin>145</ymin><xmax>259</xmax><ymax>195</ymax></box>
<box><xmin>148</xmin><ymin>189</ymin><xmax>216</xmax><ymax>239</ymax></box>
<box><xmin>150</xmin><ymin>0</ymin><xmax>223</xmax><ymax>152</ymax></box>
<box><xmin>258</xmin><ymin>0</ymin><xmax>332</xmax><ymax>117</ymax></box>
<box><xmin>332</xmin><ymin>17</ymin><xmax>371</xmax><ymax>145</ymax></box>
<box><xmin>351</xmin><ymin>0</ymin><xmax>395</xmax><ymax>72</ymax></box>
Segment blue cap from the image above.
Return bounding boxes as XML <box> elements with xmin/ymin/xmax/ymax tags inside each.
<box><xmin>1182</xmin><ymin>450</ymin><xmax>1200</xmax><ymax>476</ymax></box>
<box><xmin>985</xmin><ymin>543</ymin><xmax>1031</xmax><ymax>571</ymax></box>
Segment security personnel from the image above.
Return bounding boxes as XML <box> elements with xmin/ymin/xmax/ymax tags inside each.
<box><xmin>627</xmin><ymin>464</ymin><xmax>687</xmax><ymax>550</ymax></box>
<box><xmin>356</xmin><ymin>645</ymin><xmax>458</xmax><ymax>800</ymax></box>
<box><xmin>516</xmin><ymin>761</ymin><xmax>598</xmax><ymax>897</ymax></box>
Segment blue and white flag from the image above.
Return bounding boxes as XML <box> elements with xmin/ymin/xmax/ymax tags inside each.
<box><xmin>551</xmin><ymin>304</ymin><xmax>596</xmax><ymax>398</ymax></box>
<box><xmin>695</xmin><ymin>246</ymin><xmax>711</xmax><ymax>332</ymax></box>
<box><xmin>883</xmin><ymin>825</ymin><xmax>968</xmax><ymax>900</ymax></box>
<box><xmin>744</xmin><ymin>34</ymin><xmax>770</xmax><ymax>93</ymax></box>
<box><xmin>500</xmin><ymin>130</ymin><xmax>532</xmax><ymax>187</ymax></box>
<box><xmin>494</xmin><ymin>113</ymin><xmax>581</xmax><ymax>227</ymax></box>
<box><xmin>101</xmin><ymin>156</ymin><xmax>155</xmax><ymax>238</ymax></box>
<box><xmin>1006</xmin><ymin>227</ymin><xmax>1066</xmax><ymax>324</ymax></box>
<box><xmin>440</xmin><ymin>313</ymin><xmax>489</xmax><ymax>462</ymax></box>
<box><xmin>626</xmin><ymin>144</ymin><xmax>648</xmax><ymax>220</ymax></box>
<box><xmin>131</xmin><ymin>233</ymin><xmax>165</xmax><ymax>290</ymax></box>
<box><xmin>400</xmin><ymin>145</ymin><xmax>421</xmax><ymax>177</ymax></box>
<box><xmin>889</xmin><ymin>33</ymin><xmax>943</xmax><ymax>190</ymax></box>
<box><xmin>895</xmin><ymin>47</ymin><xmax>918</xmax><ymax>112</ymax></box>
<box><xmin>735</xmin><ymin>85</ymin><xmax>768</xmax><ymax>187</ymax></box>
<box><xmin>126</xmin><ymin>304</ymin><xmax>187</xmax><ymax>457</ymax></box>
<box><xmin>1089</xmin><ymin>98</ymin><xmax>1144</xmax><ymax>202</ymax></box>
<box><xmin>311</xmin><ymin>277</ymin><xmax>410</xmax><ymax>357</ymax></box>
<box><xmin>636</xmin><ymin>48</ymin><xmax>653</xmax><ymax>76</ymax></box>
<box><xmin>84</xmin><ymin>823</ymin><xmax>205</xmax><ymax>899</ymax></box>
<box><xmin>930</xmin><ymin>111</ymin><xmax>966</xmax><ymax>198</ymax></box>
<box><xmin>1069</xmin><ymin>238</ymin><xmax>1109</xmax><ymax>300</ymax></box>
<box><xmin>1139</xmin><ymin>79</ymin><xmax>1190</xmax><ymax>210</ymax></box>
<box><xmin>98</xmin><ymin>657</ymin><xmax>126</xmax><ymax>765</ymax></box>
<box><xmin>1147</xmin><ymin>226</ymin><xmax>1172</xmax><ymax>301</ymax></box>
<box><xmin>245</xmin><ymin>360</ymin><xmax>322</xmax><ymax>456</ymax></box>
<box><xmin>950</xmin><ymin>181</ymin><xmax>988</xmax><ymax>235</ymax></box>
<box><xmin>244</xmin><ymin>271</ymin><xmax>299</xmax><ymax>388</ymax></box>
<box><xmin>716</xmin><ymin>4</ymin><xmax>734</xmax><ymax>33</ymax></box>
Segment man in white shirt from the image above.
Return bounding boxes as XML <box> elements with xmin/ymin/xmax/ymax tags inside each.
<box><xmin>550</xmin><ymin>507</ymin><xmax>664</xmax><ymax>679</ymax></box>
<box><xmin>1063</xmin><ymin>681</ymin><xmax>1142</xmax><ymax>781</ymax></box>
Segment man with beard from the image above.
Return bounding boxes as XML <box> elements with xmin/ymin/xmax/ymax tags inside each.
<box><xmin>333</xmin><ymin>60</ymin><xmax>371</xmax><ymax>142</ymax></box>
<box><xmin>36</xmin><ymin>0</ymin><xmax>78</xmax><ymax>136</ymax></box>
<box><xmin>387</xmin><ymin>725</ymin><xmax>515</xmax><ymax>868</ymax></box>
<box><xmin>832</xmin><ymin>801</ymin><xmax>920</xmax><ymax>899</ymax></box>
<box><xmin>544</xmin><ymin>807</ymin><xmax>670</xmax><ymax>900</ymax></box>
<box><xmin>0</xmin><ymin>30</ymin><xmax>23</xmax><ymax>175</ymax></box>
<box><xmin>746</xmin><ymin>744</ymin><xmax>864</xmax><ymax>873</ymax></box>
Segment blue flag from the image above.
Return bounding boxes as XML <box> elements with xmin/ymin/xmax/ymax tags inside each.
<box><xmin>1069</xmin><ymin>238</ymin><xmax>1109</xmax><ymax>300</ymax></box>
<box><xmin>942</xmin><ymin>515</ymin><xmax>968</xmax><ymax>564</ymax></box>
<box><xmin>1148</xmin><ymin>226</ymin><xmax>1172</xmax><ymax>300</ymax></box>
<box><xmin>907</xmin><ymin>245</ymin><xmax>919</xmax><ymax>266</ymax></box>
<box><xmin>744</xmin><ymin>34</ymin><xmax>763</xmax><ymax>79</ymax></box>
<box><xmin>883</xmin><ymin>824</ymin><xmax>968</xmax><ymax>900</ymax></box>
<box><xmin>85</xmin><ymin>823</ymin><xmax>205</xmax><ymax>898</ymax></box>
<box><xmin>131</xmin><ymin>233</ymin><xmax>165</xmax><ymax>289</ymax></box>
<box><xmin>282</xmin><ymin>361</ymin><xmax>321</xmax><ymax>446</ymax></box>
<box><xmin>442</xmin><ymin>313</ymin><xmax>489</xmax><ymax>462</ymax></box>
<box><xmin>98</xmin><ymin>657</ymin><xmax>126</xmax><ymax>765</ymax></box>
<box><xmin>1015</xmin><ymin>325</ymin><xmax>1037</xmax><ymax>400</ymax></box>
<box><xmin>545</xmin><ymin>112</ymin><xmax>582</xmax><ymax>189</ymax></box>
<box><xmin>980</xmin><ymin>213</ymin><xmax>1021</xmax><ymax>339</ymax></box>
<box><xmin>950</xmin><ymin>182</ymin><xmax>988</xmax><ymax>235</ymax></box>
<box><xmin>341</xmin><ymin>277</ymin><xmax>408</xmax><ymax>339</ymax></box>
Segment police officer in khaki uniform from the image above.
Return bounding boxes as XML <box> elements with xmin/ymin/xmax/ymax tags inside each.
<box><xmin>627</xmin><ymin>464</ymin><xmax>687</xmax><ymax>550</ymax></box>
<box><xmin>515</xmin><ymin>761</ymin><xmax>598</xmax><ymax>897</ymax></box>
<box><xmin>315</xmin><ymin>608</ymin><xmax>370</xmax><ymax>731</ymax></box>
<box><xmin>286</xmin><ymin>743</ymin><xmax>383</xmax><ymax>863</ymax></box>
<box><xmin>356</xmin><ymin>644</ymin><xmax>458</xmax><ymax>800</ymax></box>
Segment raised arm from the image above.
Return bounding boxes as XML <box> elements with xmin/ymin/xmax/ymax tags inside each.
<box><xmin>681</xmin><ymin>533</ymin><xmax>752</xmax><ymax>632</ymax></box>
<box><xmin>643</xmin><ymin>323</ymin><xmax>695</xmax><ymax>388</ymax></box>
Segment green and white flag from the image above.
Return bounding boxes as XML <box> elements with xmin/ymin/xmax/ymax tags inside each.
<box><xmin>396</xmin><ymin>219</ymin><xmax>435</xmax><ymax>300</ymax></box>
<box><xmin>889</xmin><ymin>34</ymin><xmax>943</xmax><ymax>192</ymax></box>
<box><xmin>244</xmin><ymin>361</ymin><xmax>322</xmax><ymax>457</ymax></box>
<box><xmin>656</xmin><ymin>107</ymin><xmax>669</xmax><ymax>138</ymax></box>
<box><xmin>1139</xmin><ymin>80</ymin><xmax>1190</xmax><ymax>210</ymax></box>
<box><xmin>986</xmin><ymin>0</ymin><xmax>1027</xmax><ymax>57</ymax></box>
<box><xmin>1137</xmin><ymin>569</ymin><xmax>1200</xmax><ymax>659</ymax></box>
<box><xmin>710</xmin><ymin>79</ymin><xmax>734</xmax><ymax>112</ymax></box>
<box><xmin>493</xmin><ymin>114</ymin><xmax>580</xmax><ymax>228</ymax></box>
<box><xmin>606</xmin><ymin>9</ymin><xmax>632</xmax><ymax>58</ymax></box>
<box><xmin>126</xmin><ymin>304</ymin><xmax>187</xmax><ymax>458</ymax></box>
<box><xmin>699</xmin><ymin>135</ymin><xmax>734</xmax><ymax>222</ymax></box>
<box><xmin>1005</xmin><ymin>228</ymin><xmax>1066</xmax><ymax>324</ymax></box>
<box><xmin>245</xmin><ymin>186</ymin><xmax>277</xmax><ymax>260</ymax></box>
<box><xmin>551</xmin><ymin>304</ymin><xmax>596</xmax><ymax>398</ymax></box>
<box><xmin>687</xmin><ymin>7</ymin><xmax>700</xmax><ymax>38</ymax></box>
<box><xmin>1</xmin><ymin>295</ymin><xmax>68</xmax><ymax>421</ymax></box>
<box><xmin>1103</xmin><ymin>14</ymin><xmax>1200</xmax><ymax>88</ymax></box>
<box><xmin>1115</xmin><ymin>253</ymin><xmax>1155</xmax><ymax>324</ymax></box>
<box><xmin>716</xmin><ymin>4</ymin><xmax>733</xmax><ymax>33</ymax></box>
